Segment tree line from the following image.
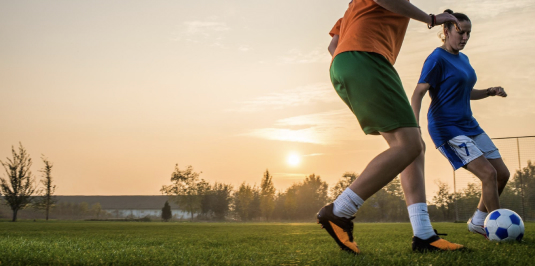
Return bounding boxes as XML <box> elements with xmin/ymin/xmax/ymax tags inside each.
<box><xmin>432</xmin><ymin>160</ymin><xmax>535</xmax><ymax>221</ymax></box>
<box><xmin>160</xmin><ymin>164</ymin><xmax>409</xmax><ymax>222</ymax></box>
<box><xmin>0</xmin><ymin>143</ymin><xmax>57</xmax><ymax>221</ymax></box>
<box><xmin>3</xmin><ymin>143</ymin><xmax>534</xmax><ymax>222</ymax></box>
<box><xmin>162</xmin><ymin>162</ymin><xmax>535</xmax><ymax>222</ymax></box>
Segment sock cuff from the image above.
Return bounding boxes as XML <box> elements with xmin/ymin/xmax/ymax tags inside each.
<box><xmin>475</xmin><ymin>209</ymin><xmax>488</xmax><ymax>215</ymax></box>
<box><xmin>342</xmin><ymin>188</ymin><xmax>364</xmax><ymax>206</ymax></box>
<box><xmin>408</xmin><ymin>202</ymin><xmax>428</xmax><ymax>213</ymax></box>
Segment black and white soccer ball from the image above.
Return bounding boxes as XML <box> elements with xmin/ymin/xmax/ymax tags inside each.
<box><xmin>484</xmin><ymin>208</ymin><xmax>524</xmax><ymax>242</ymax></box>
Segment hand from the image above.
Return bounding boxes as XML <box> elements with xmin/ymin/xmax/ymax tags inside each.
<box><xmin>488</xmin><ymin>86</ymin><xmax>507</xmax><ymax>97</ymax></box>
<box><xmin>435</xmin><ymin>12</ymin><xmax>461</xmax><ymax>31</ymax></box>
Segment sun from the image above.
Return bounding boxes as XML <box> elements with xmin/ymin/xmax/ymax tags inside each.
<box><xmin>287</xmin><ymin>153</ymin><xmax>301</xmax><ymax>167</ymax></box>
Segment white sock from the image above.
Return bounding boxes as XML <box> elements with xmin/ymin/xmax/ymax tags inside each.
<box><xmin>472</xmin><ymin>209</ymin><xmax>488</xmax><ymax>226</ymax></box>
<box><xmin>408</xmin><ymin>203</ymin><xmax>435</xmax><ymax>240</ymax></box>
<box><xmin>333</xmin><ymin>188</ymin><xmax>364</xmax><ymax>218</ymax></box>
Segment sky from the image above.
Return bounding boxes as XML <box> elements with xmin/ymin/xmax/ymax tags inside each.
<box><xmin>1</xmin><ymin>0</ymin><xmax>534</xmax><ymax>200</ymax></box>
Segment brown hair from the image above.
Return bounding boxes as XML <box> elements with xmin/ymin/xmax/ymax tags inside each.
<box><xmin>439</xmin><ymin>9</ymin><xmax>471</xmax><ymax>42</ymax></box>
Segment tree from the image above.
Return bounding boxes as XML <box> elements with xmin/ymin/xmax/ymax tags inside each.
<box><xmin>272</xmin><ymin>192</ymin><xmax>287</xmax><ymax>220</ymax></box>
<box><xmin>510</xmin><ymin>160</ymin><xmax>535</xmax><ymax>217</ymax></box>
<box><xmin>79</xmin><ymin>202</ymin><xmax>89</xmax><ymax>216</ymax></box>
<box><xmin>283</xmin><ymin>174</ymin><xmax>329</xmax><ymax>220</ymax></box>
<box><xmin>432</xmin><ymin>181</ymin><xmax>455</xmax><ymax>220</ymax></box>
<box><xmin>353</xmin><ymin>176</ymin><xmax>407</xmax><ymax>222</ymax></box>
<box><xmin>297</xmin><ymin>174</ymin><xmax>329</xmax><ymax>218</ymax></box>
<box><xmin>260</xmin><ymin>169</ymin><xmax>276</xmax><ymax>221</ymax></box>
<box><xmin>233</xmin><ymin>182</ymin><xmax>256</xmax><ymax>221</ymax></box>
<box><xmin>0</xmin><ymin>143</ymin><xmax>37</xmax><ymax>222</ymax></box>
<box><xmin>34</xmin><ymin>156</ymin><xmax>57</xmax><ymax>221</ymax></box>
<box><xmin>330</xmin><ymin>172</ymin><xmax>359</xmax><ymax>200</ymax></box>
<box><xmin>161</xmin><ymin>164</ymin><xmax>204</xmax><ymax>221</ymax></box>
<box><xmin>212</xmin><ymin>183</ymin><xmax>233</xmax><ymax>220</ymax></box>
<box><xmin>384</xmin><ymin>176</ymin><xmax>404</xmax><ymax>199</ymax></box>
<box><xmin>248</xmin><ymin>187</ymin><xmax>261</xmax><ymax>220</ymax></box>
<box><xmin>199</xmin><ymin>182</ymin><xmax>233</xmax><ymax>220</ymax></box>
<box><xmin>161</xmin><ymin>201</ymin><xmax>172</xmax><ymax>222</ymax></box>
<box><xmin>283</xmin><ymin>187</ymin><xmax>298</xmax><ymax>219</ymax></box>
<box><xmin>90</xmin><ymin>203</ymin><xmax>102</xmax><ymax>219</ymax></box>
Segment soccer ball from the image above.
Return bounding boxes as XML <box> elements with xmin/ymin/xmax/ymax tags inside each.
<box><xmin>484</xmin><ymin>208</ymin><xmax>524</xmax><ymax>242</ymax></box>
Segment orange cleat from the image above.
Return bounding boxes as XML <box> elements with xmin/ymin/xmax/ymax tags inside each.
<box><xmin>412</xmin><ymin>230</ymin><xmax>465</xmax><ymax>252</ymax></box>
<box><xmin>317</xmin><ymin>203</ymin><xmax>360</xmax><ymax>254</ymax></box>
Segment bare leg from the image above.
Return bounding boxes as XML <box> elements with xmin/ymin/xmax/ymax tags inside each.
<box><xmin>400</xmin><ymin>139</ymin><xmax>436</xmax><ymax>240</ymax></box>
<box><xmin>349</xmin><ymin>127</ymin><xmax>423</xmax><ymax>200</ymax></box>
<box><xmin>476</xmin><ymin>158</ymin><xmax>510</xmax><ymax>212</ymax></box>
<box><xmin>465</xmin><ymin>156</ymin><xmax>500</xmax><ymax>213</ymax></box>
<box><xmin>400</xmin><ymin>138</ymin><xmax>426</xmax><ymax>206</ymax></box>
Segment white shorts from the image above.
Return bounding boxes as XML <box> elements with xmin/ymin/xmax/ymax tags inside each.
<box><xmin>437</xmin><ymin>133</ymin><xmax>501</xmax><ymax>170</ymax></box>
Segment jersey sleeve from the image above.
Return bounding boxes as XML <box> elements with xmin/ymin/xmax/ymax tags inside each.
<box><xmin>418</xmin><ymin>53</ymin><xmax>442</xmax><ymax>89</ymax></box>
<box><xmin>329</xmin><ymin>18</ymin><xmax>343</xmax><ymax>37</ymax></box>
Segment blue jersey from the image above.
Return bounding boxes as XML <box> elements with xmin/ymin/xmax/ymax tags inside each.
<box><xmin>418</xmin><ymin>48</ymin><xmax>484</xmax><ymax>148</ymax></box>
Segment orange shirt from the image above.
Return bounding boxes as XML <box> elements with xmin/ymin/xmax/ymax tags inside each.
<box><xmin>329</xmin><ymin>18</ymin><xmax>342</xmax><ymax>37</ymax></box>
<box><xmin>332</xmin><ymin>0</ymin><xmax>410</xmax><ymax>65</ymax></box>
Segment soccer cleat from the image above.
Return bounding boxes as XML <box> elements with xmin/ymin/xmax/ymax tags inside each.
<box><xmin>316</xmin><ymin>203</ymin><xmax>360</xmax><ymax>254</ymax></box>
<box><xmin>412</xmin><ymin>230</ymin><xmax>465</xmax><ymax>252</ymax></box>
<box><xmin>467</xmin><ymin>218</ymin><xmax>488</xmax><ymax>239</ymax></box>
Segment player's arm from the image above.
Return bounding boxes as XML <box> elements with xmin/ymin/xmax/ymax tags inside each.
<box><xmin>328</xmin><ymin>34</ymin><xmax>339</xmax><ymax>56</ymax></box>
<box><xmin>411</xmin><ymin>83</ymin><xmax>430</xmax><ymax>126</ymax></box>
<box><xmin>470</xmin><ymin>86</ymin><xmax>507</xmax><ymax>100</ymax></box>
<box><xmin>373</xmin><ymin>0</ymin><xmax>461</xmax><ymax>29</ymax></box>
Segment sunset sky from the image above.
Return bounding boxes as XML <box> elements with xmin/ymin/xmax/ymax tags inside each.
<box><xmin>1</xmin><ymin>0</ymin><xmax>534</xmax><ymax>199</ymax></box>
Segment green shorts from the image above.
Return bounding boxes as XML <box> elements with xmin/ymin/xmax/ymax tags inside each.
<box><xmin>330</xmin><ymin>51</ymin><xmax>418</xmax><ymax>135</ymax></box>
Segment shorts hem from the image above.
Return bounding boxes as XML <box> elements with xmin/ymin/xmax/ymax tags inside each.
<box><xmin>456</xmin><ymin>154</ymin><xmax>484</xmax><ymax>170</ymax></box>
<box><xmin>363</xmin><ymin>123</ymin><xmax>419</xmax><ymax>135</ymax></box>
<box><xmin>485</xmin><ymin>154</ymin><xmax>502</xmax><ymax>160</ymax></box>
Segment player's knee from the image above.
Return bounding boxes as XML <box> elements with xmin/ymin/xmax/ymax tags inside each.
<box><xmin>497</xmin><ymin>168</ymin><xmax>510</xmax><ymax>184</ymax></box>
<box><xmin>405</xmin><ymin>141</ymin><xmax>423</xmax><ymax>160</ymax></box>
<box><xmin>421</xmin><ymin>140</ymin><xmax>426</xmax><ymax>153</ymax></box>
<box><xmin>480</xmin><ymin>167</ymin><xmax>498</xmax><ymax>185</ymax></box>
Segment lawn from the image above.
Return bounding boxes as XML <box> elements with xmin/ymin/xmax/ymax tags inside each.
<box><xmin>0</xmin><ymin>221</ymin><xmax>533</xmax><ymax>265</ymax></box>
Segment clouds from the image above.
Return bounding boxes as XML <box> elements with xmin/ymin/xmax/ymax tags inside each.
<box><xmin>243</xmin><ymin>109</ymin><xmax>360</xmax><ymax>145</ymax></box>
<box><xmin>278</xmin><ymin>48</ymin><xmax>331</xmax><ymax>64</ymax></box>
<box><xmin>231</xmin><ymin>83</ymin><xmax>338</xmax><ymax>112</ymax></box>
<box><xmin>183</xmin><ymin>21</ymin><xmax>230</xmax><ymax>36</ymax></box>
<box><xmin>173</xmin><ymin>20</ymin><xmax>230</xmax><ymax>45</ymax></box>
<box><xmin>173</xmin><ymin>19</ymin><xmax>256</xmax><ymax>52</ymax></box>
<box><xmin>442</xmin><ymin>0</ymin><xmax>534</xmax><ymax>18</ymax></box>
<box><xmin>235</xmin><ymin>83</ymin><xmax>361</xmax><ymax>145</ymax></box>
<box><xmin>239</xmin><ymin>45</ymin><xmax>253</xmax><ymax>52</ymax></box>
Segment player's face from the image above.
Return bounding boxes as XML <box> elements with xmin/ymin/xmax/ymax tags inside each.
<box><xmin>446</xmin><ymin>20</ymin><xmax>471</xmax><ymax>51</ymax></box>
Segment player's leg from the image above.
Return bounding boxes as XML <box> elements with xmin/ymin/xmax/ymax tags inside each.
<box><xmin>348</xmin><ymin>127</ymin><xmax>422</xmax><ymax>200</ymax></box>
<box><xmin>401</xmin><ymin>138</ymin><xmax>427</xmax><ymax>206</ymax></box>
<box><xmin>467</xmin><ymin>133</ymin><xmax>509</xmax><ymax>235</ymax></box>
<box><xmin>400</xmin><ymin>140</ymin><xmax>434</xmax><ymax>239</ymax></box>
<box><xmin>318</xmin><ymin>51</ymin><xmax>422</xmax><ymax>254</ymax></box>
<box><xmin>401</xmin><ymin>140</ymin><xmax>465</xmax><ymax>251</ymax></box>
<box><xmin>488</xmin><ymin>158</ymin><xmax>510</xmax><ymax>202</ymax></box>
<box><xmin>467</xmin><ymin>158</ymin><xmax>510</xmax><ymax>237</ymax></box>
<box><xmin>437</xmin><ymin>135</ymin><xmax>499</xmax><ymax>211</ymax></box>
<box><xmin>317</xmin><ymin>127</ymin><xmax>421</xmax><ymax>254</ymax></box>
<box><xmin>465</xmin><ymin>157</ymin><xmax>500</xmax><ymax>212</ymax></box>
<box><xmin>463</xmin><ymin>156</ymin><xmax>499</xmax><ymax>238</ymax></box>
<box><xmin>437</xmin><ymin>135</ymin><xmax>488</xmax><ymax>236</ymax></box>
<box><xmin>473</xmin><ymin>159</ymin><xmax>509</xmax><ymax>215</ymax></box>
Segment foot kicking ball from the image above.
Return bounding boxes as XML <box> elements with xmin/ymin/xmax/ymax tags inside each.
<box><xmin>484</xmin><ymin>209</ymin><xmax>524</xmax><ymax>242</ymax></box>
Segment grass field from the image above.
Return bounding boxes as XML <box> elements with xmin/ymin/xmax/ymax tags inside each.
<box><xmin>0</xmin><ymin>221</ymin><xmax>533</xmax><ymax>265</ymax></box>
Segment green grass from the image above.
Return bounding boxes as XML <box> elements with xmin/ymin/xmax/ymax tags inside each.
<box><xmin>0</xmin><ymin>221</ymin><xmax>533</xmax><ymax>265</ymax></box>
